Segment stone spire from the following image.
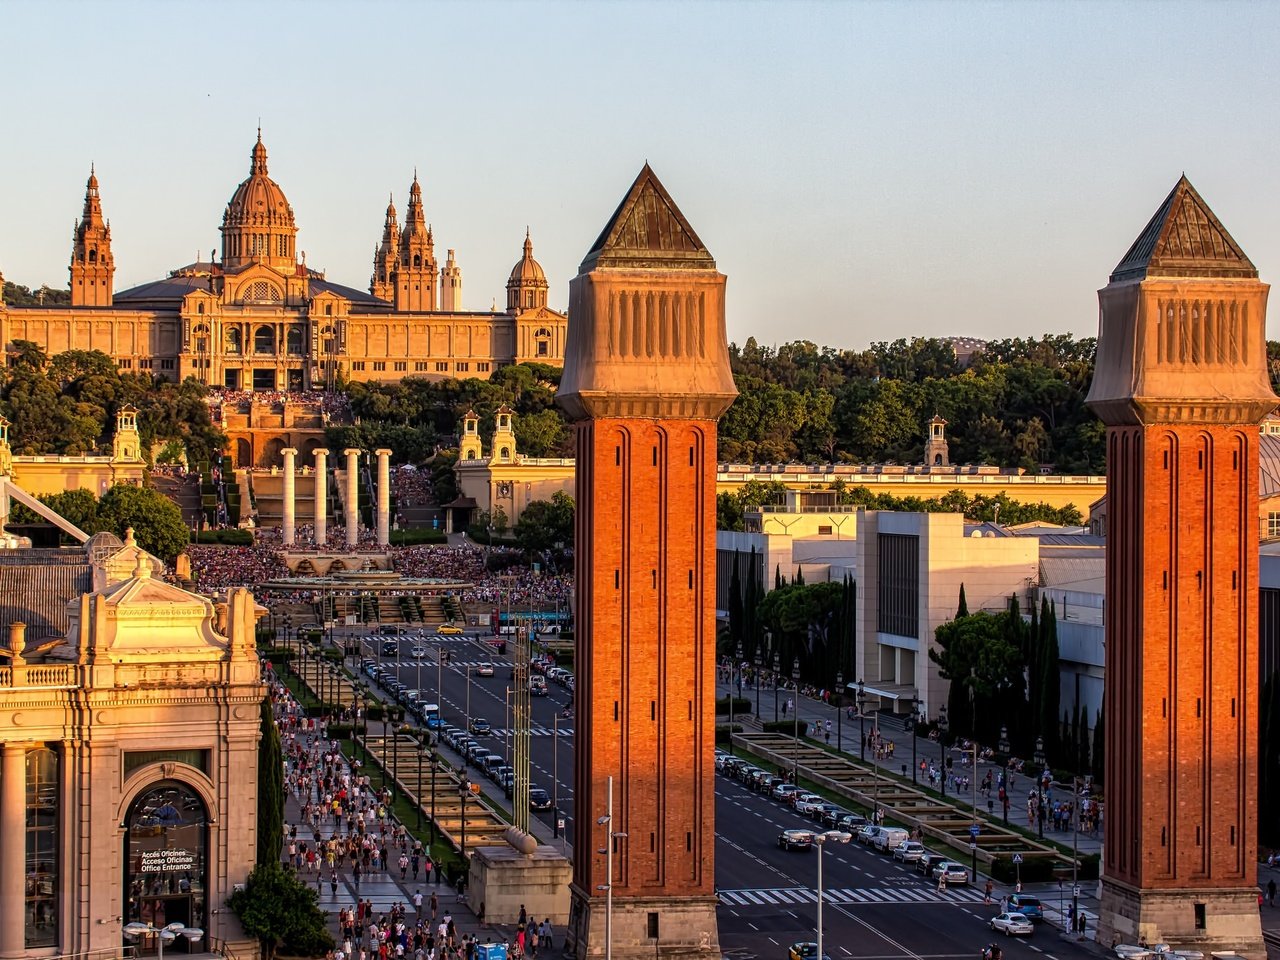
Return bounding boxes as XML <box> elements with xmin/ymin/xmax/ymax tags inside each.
<box><xmin>395</xmin><ymin>171</ymin><xmax>437</xmax><ymax>311</ymax></box>
<box><xmin>69</xmin><ymin>165</ymin><xmax>115</xmax><ymax>307</ymax></box>
<box><xmin>371</xmin><ymin>192</ymin><xmax>400</xmax><ymax>300</ymax></box>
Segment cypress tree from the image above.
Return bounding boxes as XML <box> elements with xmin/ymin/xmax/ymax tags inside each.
<box><xmin>1025</xmin><ymin>599</ymin><xmax>1041</xmax><ymax>755</ymax></box>
<box><xmin>776</xmin><ymin>565</ymin><xmax>784</xmax><ymax>590</ymax></box>
<box><xmin>1070</xmin><ymin>702</ymin><xmax>1082</xmax><ymax>772</ymax></box>
<box><xmin>1092</xmin><ymin>706</ymin><xmax>1105</xmax><ymax>786</ymax></box>
<box><xmin>957</xmin><ymin>583</ymin><xmax>969</xmax><ymax>617</ymax></box>
<box><xmin>1078</xmin><ymin>703</ymin><xmax>1091</xmax><ymax>776</ymax></box>
<box><xmin>795</xmin><ymin>565</ymin><xmax>806</xmax><ymax>586</ymax></box>
<box><xmin>1039</xmin><ymin>599</ymin><xmax>1061</xmax><ymax>766</ymax></box>
<box><xmin>728</xmin><ymin>551</ymin><xmax>744</xmax><ymax>655</ymax></box>
<box><xmin>1260</xmin><ymin>674</ymin><xmax>1280</xmax><ymax>848</ymax></box>
<box><xmin>743</xmin><ymin>548</ymin><xmax>759</xmax><ymax>661</ymax></box>
<box><xmin>257</xmin><ymin>696</ymin><xmax>284</xmax><ymax>867</ymax></box>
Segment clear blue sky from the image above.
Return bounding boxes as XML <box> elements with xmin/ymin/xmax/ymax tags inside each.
<box><xmin>3</xmin><ymin>0</ymin><xmax>1278</xmax><ymax>349</ymax></box>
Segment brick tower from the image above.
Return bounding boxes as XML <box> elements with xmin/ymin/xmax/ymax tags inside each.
<box><xmin>556</xmin><ymin>165</ymin><xmax>736</xmax><ymax>960</ymax></box>
<box><xmin>1086</xmin><ymin>176</ymin><xmax>1274</xmax><ymax>954</ymax></box>
<box><xmin>69</xmin><ymin>165</ymin><xmax>114</xmax><ymax>307</ymax></box>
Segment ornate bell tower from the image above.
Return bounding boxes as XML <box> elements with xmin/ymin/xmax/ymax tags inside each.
<box><xmin>371</xmin><ymin>193</ymin><xmax>399</xmax><ymax>301</ymax></box>
<box><xmin>557</xmin><ymin>164</ymin><xmax>736</xmax><ymax>960</ymax></box>
<box><xmin>459</xmin><ymin>409</ymin><xmax>483</xmax><ymax>461</ymax></box>
<box><xmin>395</xmin><ymin>173</ymin><xmax>437</xmax><ymax>312</ymax></box>
<box><xmin>69</xmin><ymin>166</ymin><xmax>114</xmax><ymax>307</ymax></box>
<box><xmin>1087</xmin><ymin>176</ymin><xmax>1273</xmax><ymax>955</ymax></box>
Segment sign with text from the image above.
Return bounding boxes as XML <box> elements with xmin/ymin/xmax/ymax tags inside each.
<box><xmin>140</xmin><ymin>848</ymin><xmax>197</xmax><ymax>872</ymax></box>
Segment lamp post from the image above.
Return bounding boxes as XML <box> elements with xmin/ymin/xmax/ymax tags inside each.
<box><xmin>429</xmin><ymin>749</ymin><xmax>439</xmax><ymax>844</ymax></box>
<box><xmin>596</xmin><ymin>775</ymin><xmax>628</xmax><ymax>960</ymax></box>
<box><xmin>286</xmin><ymin>613</ymin><xmax>293</xmax><ymax>647</ymax></box>
<box><xmin>938</xmin><ymin>706</ymin><xmax>949</xmax><ymax>798</ymax></box>
<box><xmin>857</xmin><ymin>679</ymin><xmax>867</xmax><ymax>761</ymax></box>
<box><xmin>417</xmin><ymin>739</ymin><xmax>427</xmax><ymax>829</ymax></box>
<box><xmin>123</xmin><ymin>921</ymin><xmax>204</xmax><ymax>959</ymax></box>
<box><xmin>791</xmin><ymin>656</ymin><xmax>801</xmax><ymax>784</ymax></box>
<box><xmin>813</xmin><ymin>830</ymin><xmax>852</xmax><ymax>960</ymax></box>
<box><xmin>553</xmin><ymin>712</ymin><xmax>562</xmax><ymax>839</ymax></box>
<box><xmin>1033</xmin><ymin>735</ymin><xmax>1047</xmax><ymax>838</ymax></box>
<box><xmin>773</xmin><ymin>651</ymin><xmax>781</xmax><ymax>723</ymax></box>
<box><xmin>904</xmin><ymin>699</ymin><xmax>920</xmax><ymax>785</ymax></box>
<box><xmin>835</xmin><ymin>670</ymin><xmax>843</xmax><ymax>752</ymax></box>
<box><xmin>1071</xmin><ymin>775</ymin><xmax>1080</xmax><ymax>934</ymax></box>
<box><xmin>753</xmin><ymin>647</ymin><xmax>763</xmax><ymax>720</ymax></box>
<box><xmin>998</xmin><ymin>725</ymin><xmax>1012</xmax><ymax>824</ymax></box>
<box><xmin>728</xmin><ymin>641</ymin><xmax>743</xmax><ymax>756</ymax></box>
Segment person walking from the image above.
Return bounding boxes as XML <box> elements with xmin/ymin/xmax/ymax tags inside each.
<box><xmin>984</xmin><ymin>879</ymin><xmax>994</xmax><ymax>904</ymax></box>
<box><xmin>937</xmin><ymin>873</ymin><xmax>948</xmax><ymax>894</ymax></box>
<box><xmin>1269</xmin><ymin>878</ymin><xmax>1277</xmax><ymax>907</ymax></box>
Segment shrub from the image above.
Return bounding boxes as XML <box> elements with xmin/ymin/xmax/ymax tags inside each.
<box><xmin>714</xmin><ymin>696</ymin><xmax>752</xmax><ymax>715</ymax></box>
<box><xmin>195</xmin><ymin>528</ymin><xmax>254</xmax><ymax>546</ymax></box>
<box><xmin>390</xmin><ymin>528</ymin><xmax>449</xmax><ymax>546</ymax></box>
<box><xmin>714</xmin><ymin>724</ymin><xmax>744</xmax><ymax>744</ymax></box>
<box><xmin>761</xmin><ymin>720</ymin><xmax>810</xmax><ymax>737</ymax></box>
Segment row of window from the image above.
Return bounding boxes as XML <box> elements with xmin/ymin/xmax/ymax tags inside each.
<box><xmin>118</xmin><ymin>358</ymin><xmax>175</xmax><ymax>370</ymax></box>
<box><xmin>348</xmin><ymin>361</ymin><xmax>490</xmax><ymax>373</ymax></box>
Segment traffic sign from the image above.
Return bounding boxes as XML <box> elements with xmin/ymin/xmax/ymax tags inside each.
<box><xmin>1012</xmin><ymin>853</ymin><xmax>1024</xmax><ymax>864</ymax></box>
<box><xmin>970</xmin><ymin>842</ymin><xmax>977</xmax><ymax>852</ymax></box>
<box><xmin>557</xmin><ymin>819</ymin><xmax>566</xmax><ymax>830</ymax></box>
<box><xmin>1073</xmin><ymin>884</ymin><xmax>1081</xmax><ymax>897</ymax></box>
<box><xmin>969</xmin><ymin>824</ymin><xmax>980</xmax><ymax>839</ymax></box>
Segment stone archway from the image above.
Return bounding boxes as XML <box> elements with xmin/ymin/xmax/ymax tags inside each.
<box><xmin>235</xmin><ymin>438</ymin><xmax>252</xmax><ymax>469</ymax></box>
<box><xmin>259</xmin><ymin>437</ymin><xmax>286</xmax><ymax>468</ymax></box>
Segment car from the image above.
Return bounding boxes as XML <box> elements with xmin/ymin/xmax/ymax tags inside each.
<box><xmin>856</xmin><ymin>825</ymin><xmax>881</xmax><ymax>846</ymax></box>
<box><xmin>382</xmin><ymin>640</ymin><xmax>399</xmax><ymax>656</ymax></box>
<box><xmin>476</xmin><ymin>663</ymin><xmax>495</xmax><ymax>677</ymax></box>
<box><xmin>873</xmin><ymin>827</ymin><xmax>909</xmax><ymax>853</ymax></box>
<box><xmin>787</xmin><ymin>943</ymin><xmax>832</xmax><ymax>960</ymax></box>
<box><xmin>793</xmin><ymin>794</ymin><xmax>825</xmax><ymax>815</ymax></box>
<box><xmin>837</xmin><ymin>813</ymin><xmax>868</xmax><ymax>832</ymax></box>
<box><xmin>436</xmin><ymin>623</ymin><xmax>465</xmax><ymax>635</ymax></box>
<box><xmin>410</xmin><ymin>645</ymin><xmax>428</xmax><ymax>658</ymax></box>
<box><xmin>771</xmin><ymin>783</ymin><xmax>799</xmax><ymax>803</ymax></box>
<box><xmin>811</xmin><ymin>803</ymin><xmax>843</xmax><ymax>823</ymax></box>
<box><xmin>917</xmin><ymin>852</ymin><xmax>949</xmax><ymax>876</ymax></box>
<box><xmin>990</xmin><ymin>913</ymin><xmax>1035</xmax><ymax>937</ymax></box>
<box><xmin>425</xmin><ymin>714</ymin><xmax>445</xmax><ymax>729</ymax></box>
<box><xmin>1006</xmin><ymin>894</ymin><xmax>1044</xmax><ymax>922</ymax></box>
<box><xmin>529</xmin><ymin>678</ymin><xmax>548</xmax><ymax>696</ymax></box>
<box><xmin>931</xmin><ymin>861</ymin><xmax>969</xmax><ymax>884</ymax></box>
<box><xmin>777</xmin><ymin>829</ymin><xmax>815</xmax><ymax>851</ymax></box>
<box><xmin>529</xmin><ymin>787</ymin><xmax>553</xmax><ymax>810</ymax></box>
<box><xmin>735</xmin><ymin>765</ymin><xmax>764</xmax><ymax>784</ymax></box>
<box><xmin>892</xmin><ymin>841</ymin><xmax>926</xmax><ymax>863</ymax></box>
<box><xmin>469</xmin><ymin>717</ymin><xmax>492</xmax><ymax>735</ymax></box>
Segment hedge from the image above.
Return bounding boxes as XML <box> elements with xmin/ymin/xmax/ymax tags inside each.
<box><xmin>715</xmin><ymin>725</ymin><xmax>744</xmax><ymax>744</ymax></box>
<box><xmin>193</xmin><ymin>529</ymin><xmax>254</xmax><ymax>546</ymax></box>
<box><xmin>390</xmin><ymin>528</ymin><xmax>449</xmax><ymax>546</ymax></box>
<box><xmin>259</xmin><ymin>647</ymin><xmax>296</xmax><ymax>664</ymax></box>
<box><xmin>714</xmin><ymin>696</ymin><xmax>752</xmax><ymax>715</ymax></box>
<box><xmin>988</xmin><ymin>852</ymin><xmax>1098</xmax><ymax>885</ymax></box>
<box><xmin>761</xmin><ymin>719</ymin><xmax>810</xmax><ymax>737</ymax></box>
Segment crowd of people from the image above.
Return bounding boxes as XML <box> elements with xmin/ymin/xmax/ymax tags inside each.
<box><xmin>207</xmin><ymin>388</ymin><xmax>353</xmax><ymax>421</ymax></box>
<box><xmin>186</xmin><ymin>541</ymin><xmax>290</xmax><ymax>590</ymax></box>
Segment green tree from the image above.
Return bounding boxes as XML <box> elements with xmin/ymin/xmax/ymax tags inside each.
<box><xmin>1038</xmin><ymin>597</ymin><xmax>1062</xmax><ymax>766</ymax></box>
<box><xmin>727</xmin><ymin>553</ymin><xmax>744</xmax><ymax>656</ymax></box>
<box><xmin>717</xmin><ymin>492</ymin><xmax>744</xmax><ymax>531</ymax></box>
<box><xmin>956</xmin><ymin>583</ymin><xmax>969</xmax><ymax>617</ymax></box>
<box><xmin>513</xmin><ymin>491</ymin><xmax>574</xmax><ymax>554</ymax></box>
<box><xmin>1092</xmin><ymin>706</ymin><xmax>1105</xmax><ymax>788</ymax></box>
<box><xmin>930</xmin><ymin>609</ymin><xmax>1026</xmax><ymax>744</ymax></box>
<box><xmin>514</xmin><ymin>408</ymin><xmax>569</xmax><ymax>457</ymax></box>
<box><xmin>97</xmin><ymin>484</ymin><xmax>190</xmax><ymax>562</ymax></box>
<box><xmin>256</xmin><ymin>698</ymin><xmax>284</xmax><ymax>867</ymax></box>
<box><xmin>227</xmin><ymin>863</ymin><xmax>334</xmax><ymax>960</ymax></box>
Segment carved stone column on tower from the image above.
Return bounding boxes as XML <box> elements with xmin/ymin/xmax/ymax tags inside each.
<box><xmin>281</xmin><ymin>447</ymin><xmax>298</xmax><ymax>546</ymax></box>
<box><xmin>375</xmin><ymin>448</ymin><xmax>392</xmax><ymax>547</ymax></box>
<box><xmin>0</xmin><ymin>742</ymin><xmax>27</xmax><ymax>959</ymax></box>
<box><xmin>344</xmin><ymin>449</ymin><xmax>361</xmax><ymax>550</ymax></box>
<box><xmin>313</xmin><ymin>448</ymin><xmax>329</xmax><ymax>547</ymax></box>
<box><xmin>556</xmin><ymin>164</ymin><xmax>736</xmax><ymax>960</ymax></box>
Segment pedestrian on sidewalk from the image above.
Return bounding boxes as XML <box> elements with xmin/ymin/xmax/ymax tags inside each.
<box><xmin>983</xmin><ymin>879</ymin><xmax>993</xmax><ymax>904</ymax></box>
<box><xmin>1269</xmin><ymin>879</ymin><xmax>1277</xmax><ymax>907</ymax></box>
<box><xmin>937</xmin><ymin>874</ymin><xmax>948</xmax><ymax>894</ymax></box>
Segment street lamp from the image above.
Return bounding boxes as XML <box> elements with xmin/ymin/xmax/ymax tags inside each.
<box><xmin>596</xmin><ymin>775</ymin><xmax>628</xmax><ymax>960</ymax></box>
<box><xmin>417</xmin><ymin>739</ymin><xmax>428</xmax><ymax>829</ymax></box>
<box><xmin>813</xmin><ymin>830</ymin><xmax>852</xmax><ymax>960</ymax></box>
<box><xmin>904</xmin><ymin>699</ymin><xmax>920</xmax><ymax>785</ymax></box>
<box><xmin>753</xmin><ymin>646</ymin><xmax>763</xmax><ymax>720</ymax></box>
<box><xmin>773</xmin><ymin>651</ymin><xmax>781</xmax><ymax>723</ymax></box>
<box><xmin>998</xmin><ymin>725</ymin><xmax>1012</xmax><ymax>823</ymax></box>
<box><xmin>835</xmin><ymin>670</ymin><xmax>843</xmax><ymax>752</ymax></box>
<box><xmin>728</xmin><ymin>641</ymin><xmax>743</xmax><ymax>756</ymax></box>
<box><xmin>791</xmin><ymin>656</ymin><xmax>801</xmax><ymax>784</ymax></box>
<box><xmin>123</xmin><ymin>921</ymin><xmax>204</xmax><ymax>959</ymax></box>
<box><xmin>1033</xmin><ymin>735</ymin><xmax>1047</xmax><ymax>838</ymax></box>
<box><xmin>938</xmin><ymin>706</ymin><xmax>950</xmax><ymax>798</ymax></box>
<box><xmin>857</xmin><ymin>679</ymin><xmax>867</xmax><ymax>760</ymax></box>
<box><xmin>459</xmin><ymin>780</ymin><xmax>469</xmax><ymax>856</ymax></box>
<box><xmin>553</xmin><ymin>712</ymin><xmax>563</xmax><ymax>839</ymax></box>
<box><xmin>429</xmin><ymin>749</ymin><xmax>439</xmax><ymax>844</ymax></box>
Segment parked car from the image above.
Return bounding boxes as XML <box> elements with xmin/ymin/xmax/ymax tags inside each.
<box><xmin>931</xmin><ymin>861</ymin><xmax>969</xmax><ymax>884</ymax></box>
<box><xmin>917</xmin><ymin>853</ymin><xmax>950</xmax><ymax>876</ymax></box>
<box><xmin>772</xmin><ymin>783</ymin><xmax>799</xmax><ymax>803</ymax></box>
<box><xmin>1006</xmin><ymin>894</ymin><xmax>1044</xmax><ymax>922</ymax></box>
<box><xmin>793</xmin><ymin>794</ymin><xmax>825</xmax><ymax>816</ymax></box>
<box><xmin>810</xmin><ymin>803</ymin><xmax>843</xmax><ymax>823</ymax></box>
<box><xmin>892</xmin><ymin>841</ymin><xmax>926</xmax><ymax>863</ymax></box>
<box><xmin>759</xmin><ymin>775</ymin><xmax>787</xmax><ymax>795</ymax></box>
<box><xmin>856</xmin><ymin>825</ymin><xmax>881</xmax><ymax>846</ymax></box>
<box><xmin>530</xmin><ymin>677</ymin><xmax>548</xmax><ymax>696</ymax></box>
<box><xmin>837</xmin><ymin>813</ymin><xmax>868</xmax><ymax>831</ymax></box>
<box><xmin>990</xmin><ymin>913</ymin><xmax>1035</xmax><ymax>937</ymax></box>
<box><xmin>382</xmin><ymin>640</ymin><xmax>399</xmax><ymax>656</ymax></box>
<box><xmin>777</xmin><ymin>829</ymin><xmax>815</xmax><ymax>851</ymax></box>
<box><xmin>873</xmin><ymin>827</ymin><xmax>909</xmax><ymax>853</ymax></box>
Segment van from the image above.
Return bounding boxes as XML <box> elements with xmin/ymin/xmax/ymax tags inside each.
<box><xmin>480</xmin><ymin>755</ymin><xmax>504</xmax><ymax>777</ymax></box>
<box><xmin>873</xmin><ymin>827</ymin><xmax>909</xmax><ymax>853</ymax></box>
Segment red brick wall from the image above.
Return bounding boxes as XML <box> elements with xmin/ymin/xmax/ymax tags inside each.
<box><xmin>1105</xmin><ymin>424</ymin><xmax>1258</xmax><ymax>888</ymax></box>
<box><xmin>572</xmin><ymin>416</ymin><xmax>717</xmax><ymax>899</ymax></box>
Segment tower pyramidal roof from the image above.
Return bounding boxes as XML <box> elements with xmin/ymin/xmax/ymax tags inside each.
<box><xmin>1110</xmin><ymin>175</ymin><xmax>1257</xmax><ymax>283</ymax></box>
<box><xmin>580</xmin><ymin>163</ymin><xmax>715</xmax><ymax>272</ymax></box>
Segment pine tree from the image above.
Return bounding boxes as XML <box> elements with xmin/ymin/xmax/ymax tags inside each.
<box><xmin>957</xmin><ymin>583</ymin><xmax>969</xmax><ymax>617</ymax></box>
<box><xmin>1078</xmin><ymin>704</ymin><xmax>1091</xmax><ymax>776</ymax></box>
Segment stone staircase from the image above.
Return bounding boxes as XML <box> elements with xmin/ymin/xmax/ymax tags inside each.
<box><xmin>152</xmin><ymin>473</ymin><xmax>204</xmax><ymax>527</ymax></box>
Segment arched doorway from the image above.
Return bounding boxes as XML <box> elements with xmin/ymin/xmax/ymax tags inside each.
<box><xmin>235</xmin><ymin>438</ymin><xmax>252</xmax><ymax>468</ymax></box>
<box><xmin>124</xmin><ymin>780</ymin><xmax>208</xmax><ymax>955</ymax></box>
<box><xmin>260</xmin><ymin>437</ymin><xmax>286</xmax><ymax>468</ymax></box>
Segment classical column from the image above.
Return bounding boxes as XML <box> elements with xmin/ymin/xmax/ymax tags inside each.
<box><xmin>0</xmin><ymin>743</ymin><xmax>27</xmax><ymax>959</ymax></box>
<box><xmin>281</xmin><ymin>447</ymin><xmax>298</xmax><ymax>546</ymax></box>
<box><xmin>313</xmin><ymin>448</ymin><xmax>329</xmax><ymax>547</ymax></box>
<box><xmin>344</xmin><ymin>448</ymin><xmax>361</xmax><ymax>550</ymax></box>
<box><xmin>375</xmin><ymin>448</ymin><xmax>392</xmax><ymax>547</ymax></box>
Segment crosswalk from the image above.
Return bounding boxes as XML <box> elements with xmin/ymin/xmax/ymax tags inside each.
<box><xmin>716</xmin><ymin>885</ymin><xmax>987</xmax><ymax>908</ymax></box>
<box><xmin>489</xmin><ymin>726</ymin><xmax>574</xmax><ymax>738</ymax></box>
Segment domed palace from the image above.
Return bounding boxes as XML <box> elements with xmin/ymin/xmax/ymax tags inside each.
<box><xmin>0</xmin><ymin>133</ymin><xmax>567</xmax><ymax>391</ymax></box>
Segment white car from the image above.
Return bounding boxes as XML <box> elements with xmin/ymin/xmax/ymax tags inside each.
<box><xmin>990</xmin><ymin>913</ymin><xmax>1034</xmax><ymax>937</ymax></box>
<box><xmin>793</xmin><ymin>793</ymin><xmax>825</xmax><ymax>815</ymax></box>
<box><xmin>892</xmin><ymin>841</ymin><xmax>926</xmax><ymax>863</ymax></box>
<box><xmin>410</xmin><ymin>645</ymin><xmax>428</xmax><ymax>658</ymax></box>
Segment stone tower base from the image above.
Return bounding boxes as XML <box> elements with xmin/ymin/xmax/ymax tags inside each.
<box><xmin>566</xmin><ymin>885</ymin><xmax>720</xmax><ymax>960</ymax></box>
<box><xmin>467</xmin><ymin>845</ymin><xmax>572</xmax><ymax>925</ymax></box>
<box><xmin>1098</xmin><ymin>878</ymin><xmax>1264</xmax><ymax>959</ymax></box>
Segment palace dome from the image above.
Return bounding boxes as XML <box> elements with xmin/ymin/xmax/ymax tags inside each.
<box><xmin>223</xmin><ymin>135</ymin><xmax>294</xmax><ymax>228</ymax></box>
<box><xmin>219</xmin><ymin>132</ymin><xmax>298</xmax><ymax>272</ymax></box>
<box><xmin>508</xmin><ymin>230</ymin><xmax>546</xmax><ymax>286</ymax></box>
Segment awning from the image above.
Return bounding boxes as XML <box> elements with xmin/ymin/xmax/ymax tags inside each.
<box><xmin>846</xmin><ymin>681</ymin><xmax>918</xmax><ymax>702</ymax></box>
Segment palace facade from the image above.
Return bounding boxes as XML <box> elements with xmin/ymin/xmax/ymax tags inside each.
<box><xmin>0</xmin><ymin>135</ymin><xmax>568</xmax><ymax>389</ymax></box>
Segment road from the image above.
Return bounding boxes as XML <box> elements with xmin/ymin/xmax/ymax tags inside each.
<box><xmin>354</xmin><ymin>628</ymin><xmax>1099</xmax><ymax>960</ymax></box>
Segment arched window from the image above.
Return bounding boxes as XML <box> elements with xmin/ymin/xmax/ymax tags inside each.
<box><xmin>88</xmin><ymin>249</ymin><xmax>97</xmax><ymax>263</ymax></box>
<box><xmin>244</xmin><ymin>280</ymin><xmax>282</xmax><ymax>303</ymax></box>
<box><xmin>124</xmin><ymin>780</ymin><xmax>209</xmax><ymax>952</ymax></box>
<box><xmin>466</xmin><ymin>450</ymin><xmax>477</xmax><ymax>460</ymax></box>
<box><xmin>286</xmin><ymin>325</ymin><xmax>305</xmax><ymax>356</ymax></box>
<box><xmin>413</xmin><ymin>254</ymin><xmax>422</xmax><ymax>268</ymax></box>
<box><xmin>500</xmin><ymin>446</ymin><xmax>510</xmax><ymax>460</ymax></box>
<box><xmin>225</xmin><ymin>329</ymin><xmax>241</xmax><ymax>354</ymax></box>
<box><xmin>196</xmin><ymin>302</ymin><xmax>205</xmax><ymax>314</ymax></box>
<box><xmin>254</xmin><ymin>326</ymin><xmax>275</xmax><ymax>355</ymax></box>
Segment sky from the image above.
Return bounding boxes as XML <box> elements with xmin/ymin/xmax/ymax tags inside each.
<box><xmin>2</xmin><ymin>0</ymin><xmax>1279</xmax><ymax>350</ymax></box>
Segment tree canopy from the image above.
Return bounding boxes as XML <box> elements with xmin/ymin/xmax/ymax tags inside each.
<box><xmin>12</xmin><ymin>484</ymin><xmax>189</xmax><ymax>563</ymax></box>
